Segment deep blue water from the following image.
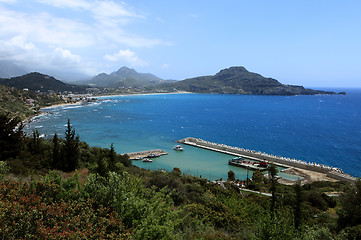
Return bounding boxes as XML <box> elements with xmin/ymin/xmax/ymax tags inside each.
<box><xmin>25</xmin><ymin>90</ymin><xmax>361</xmax><ymax>180</ymax></box>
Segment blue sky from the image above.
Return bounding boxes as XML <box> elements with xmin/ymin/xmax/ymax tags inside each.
<box><xmin>0</xmin><ymin>0</ymin><xmax>360</xmax><ymax>87</ymax></box>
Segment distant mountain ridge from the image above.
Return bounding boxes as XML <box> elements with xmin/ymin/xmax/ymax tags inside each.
<box><xmin>0</xmin><ymin>72</ymin><xmax>88</xmax><ymax>93</ymax></box>
<box><xmin>0</xmin><ymin>60</ymin><xmax>28</xmax><ymax>78</ymax></box>
<box><xmin>155</xmin><ymin>66</ymin><xmax>341</xmax><ymax>95</ymax></box>
<box><xmin>88</xmin><ymin>66</ymin><xmax>171</xmax><ymax>88</ymax></box>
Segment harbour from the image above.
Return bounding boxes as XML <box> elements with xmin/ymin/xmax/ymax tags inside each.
<box><xmin>178</xmin><ymin>137</ymin><xmax>357</xmax><ymax>183</ymax></box>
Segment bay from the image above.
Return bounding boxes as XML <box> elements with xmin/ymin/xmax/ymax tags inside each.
<box><xmin>25</xmin><ymin>90</ymin><xmax>361</xmax><ymax>180</ymax></box>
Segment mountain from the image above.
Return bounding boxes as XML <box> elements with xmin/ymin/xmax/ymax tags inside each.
<box><xmin>155</xmin><ymin>66</ymin><xmax>340</xmax><ymax>95</ymax></box>
<box><xmin>0</xmin><ymin>72</ymin><xmax>89</xmax><ymax>93</ymax></box>
<box><xmin>0</xmin><ymin>60</ymin><xmax>28</xmax><ymax>78</ymax></box>
<box><xmin>88</xmin><ymin>67</ymin><xmax>169</xmax><ymax>88</ymax></box>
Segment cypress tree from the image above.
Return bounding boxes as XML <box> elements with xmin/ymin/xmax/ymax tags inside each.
<box><xmin>52</xmin><ymin>132</ymin><xmax>60</xmax><ymax>168</ymax></box>
<box><xmin>108</xmin><ymin>143</ymin><xmax>117</xmax><ymax>172</ymax></box>
<box><xmin>31</xmin><ymin>129</ymin><xmax>41</xmax><ymax>154</ymax></box>
<box><xmin>61</xmin><ymin>119</ymin><xmax>79</xmax><ymax>172</ymax></box>
<box><xmin>268</xmin><ymin>163</ymin><xmax>278</xmax><ymax>219</ymax></box>
<box><xmin>294</xmin><ymin>181</ymin><xmax>303</xmax><ymax>229</ymax></box>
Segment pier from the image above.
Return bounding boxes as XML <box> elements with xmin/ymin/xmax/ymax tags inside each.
<box><xmin>178</xmin><ymin>137</ymin><xmax>356</xmax><ymax>183</ymax></box>
<box><xmin>127</xmin><ymin>149</ymin><xmax>168</xmax><ymax>160</ymax></box>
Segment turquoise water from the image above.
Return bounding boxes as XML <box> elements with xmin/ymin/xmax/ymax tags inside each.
<box><xmin>25</xmin><ymin>90</ymin><xmax>361</xmax><ymax>180</ymax></box>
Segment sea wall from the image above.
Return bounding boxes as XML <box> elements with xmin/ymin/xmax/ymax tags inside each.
<box><xmin>127</xmin><ymin>149</ymin><xmax>167</xmax><ymax>159</ymax></box>
<box><xmin>178</xmin><ymin>137</ymin><xmax>356</xmax><ymax>183</ymax></box>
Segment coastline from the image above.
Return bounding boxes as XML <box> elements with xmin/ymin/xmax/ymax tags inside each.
<box><xmin>94</xmin><ymin>91</ymin><xmax>191</xmax><ymax>99</ymax></box>
<box><xmin>24</xmin><ymin>91</ymin><xmax>190</xmax><ymax>123</ymax></box>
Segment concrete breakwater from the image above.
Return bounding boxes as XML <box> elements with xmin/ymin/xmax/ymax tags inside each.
<box><xmin>127</xmin><ymin>149</ymin><xmax>168</xmax><ymax>160</ymax></box>
<box><xmin>178</xmin><ymin>137</ymin><xmax>356</xmax><ymax>183</ymax></box>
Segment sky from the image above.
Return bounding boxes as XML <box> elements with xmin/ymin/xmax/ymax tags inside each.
<box><xmin>0</xmin><ymin>0</ymin><xmax>361</xmax><ymax>87</ymax></box>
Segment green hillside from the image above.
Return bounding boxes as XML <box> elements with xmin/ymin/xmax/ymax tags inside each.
<box><xmin>155</xmin><ymin>66</ymin><xmax>340</xmax><ymax>95</ymax></box>
<box><xmin>0</xmin><ymin>72</ymin><xmax>89</xmax><ymax>93</ymax></box>
<box><xmin>0</xmin><ymin>84</ymin><xmax>62</xmax><ymax>120</ymax></box>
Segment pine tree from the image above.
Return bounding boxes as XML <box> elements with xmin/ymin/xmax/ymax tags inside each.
<box><xmin>108</xmin><ymin>143</ymin><xmax>117</xmax><ymax>172</ymax></box>
<box><xmin>294</xmin><ymin>181</ymin><xmax>303</xmax><ymax>229</ymax></box>
<box><xmin>268</xmin><ymin>163</ymin><xmax>278</xmax><ymax>219</ymax></box>
<box><xmin>61</xmin><ymin>119</ymin><xmax>79</xmax><ymax>172</ymax></box>
<box><xmin>31</xmin><ymin>129</ymin><xmax>41</xmax><ymax>154</ymax></box>
<box><xmin>52</xmin><ymin>132</ymin><xmax>60</xmax><ymax>168</ymax></box>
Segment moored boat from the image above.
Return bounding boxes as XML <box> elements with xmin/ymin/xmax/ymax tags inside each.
<box><xmin>147</xmin><ymin>153</ymin><xmax>159</xmax><ymax>158</ymax></box>
<box><xmin>142</xmin><ymin>158</ymin><xmax>152</xmax><ymax>162</ymax></box>
<box><xmin>173</xmin><ymin>145</ymin><xmax>184</xmax><ymax>151</ymax></box>
<box><xmin>228</xmin><ymin>158</ymin><xmax>268</xmax><ymax>171</ymax></box>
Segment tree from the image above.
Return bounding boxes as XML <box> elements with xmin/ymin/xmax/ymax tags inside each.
<box><xmin>31</xmin><ymin>129</ymin><xmax>41</xmax><ymax>154</ymax></box>
<box><xmin>0</xmin><ymin>113</ymin><xmax>24</xmax><ymax>161</ymax></box>
<box><xmin>338</xmin><ymin>179</ymin><xmax>361</xmax><ymax>229</ymax></box>
<box><xmin>228</xmin><ymin>170</ymin><xmax>235</xmax><ymax>181</ymax></box>
<box><xmin>61</xmin><ymin>119</ymin><xmax>79</xmax><ymax>172</ymax></box>
<box><xmin>108</xmin><ymin>143</ymin><xmax>117</xmax><ymax>172</ymax></box>
<box><xmin>268</xmin><ymin>163</ymin><xmax>278</xmax><ymax>218</ymax></box>
<box><xmin>294</xmin><ymin>181</ymin><xmax>303</xmax><ymax>229</ymax></box>
<box><xmin>252</xmin><ymin>170</ymin><xmax>264</xmax><ymax>183</ymax></box>
<box><xmin>52</xmin><ymin>132</ymin><xmax>60</xmax><ymax>168</ymax></box>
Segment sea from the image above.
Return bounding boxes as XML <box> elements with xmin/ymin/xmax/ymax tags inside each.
<box><xmin>25</xmin><ymin>89</ymin><xmax>361</xmax><ymax>181</ymax></box>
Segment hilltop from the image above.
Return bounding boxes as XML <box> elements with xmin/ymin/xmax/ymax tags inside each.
<box><xmin>155</xmin><ymin>66</ymin><xmax>340</xmax><ymax>95</ymax></box>
<box><xmin>86</xmin><ymin>66</ymin><xmax>174</xmax><ymax>88</ymax></box>
<box><xmin>0</xmin><ymin>72</ymin><xmax>89</xmax><ymax>94</ymax></box>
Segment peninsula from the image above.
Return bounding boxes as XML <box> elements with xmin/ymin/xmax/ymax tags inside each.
<box><xmin>154</xmin><ymin>66</ymin><xmax>344</xmax><ymax>95</ymax></box>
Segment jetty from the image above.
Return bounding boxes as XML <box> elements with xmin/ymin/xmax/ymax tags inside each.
<box><xmin>178</xmin><ymin>137</ymin><xmax>356</xmax><ymax>183</ymax></box>
<box><xmin>127</xmin><ymin>149</ymin><xmax>168</xmax><ymax>160</ymax></box>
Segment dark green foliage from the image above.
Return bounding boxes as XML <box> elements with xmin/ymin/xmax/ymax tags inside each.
<box><xmin>108</xmin><ymin>143</ymin><xmax>117</xmax><ymax>171</ymax></box>
<box><xmin>268</xmin><ymin>163</ymin><xmax>278</xmax><ymax>217</ymax></box>
<box><xmin>294</xmin><ymin>182</ymin><xmax>303</xmax><ymax>229</ymax></box>
<box><xmin>338</xmin><ymin>179</ymin><xmax>361</xmax><ymax>229</ymax></box>
<box><xmin>0</xmin><ymin>113</ymin><xmax>24</xmax><ymax>161</ymax></box>
<box><xmin>52</xmin><ymin>132</ymin><xmax>60</xmax><ymax>167</ymax></box>
<box><xmin>227</xmin><ymin>169</ymin><xmax>235</xmax><ymax>181</ymax></box>
<box><xmin>61</xmin><ymin>119</ymin><xmax>79</xmax><ymax>172</ymax></box>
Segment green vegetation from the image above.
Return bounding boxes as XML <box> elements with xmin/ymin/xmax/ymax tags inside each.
<box><xmin>0</xmin><ymin>112</ymin><xmax>360</xmax><ymax>239</ymax></box>
<box><xmin>154</xmin><ymin>66</ymin><xmax>340</xmax><ymax>95</ymax></box>
<box><xmin>0</xmin><ymin>84</ymin><xmax>63</xmax><ymax>120</ymax></box>
<box><xmin>0</xmin><ymin>72</ymin><xmax>88</xmax><ymax>93</ymax></box>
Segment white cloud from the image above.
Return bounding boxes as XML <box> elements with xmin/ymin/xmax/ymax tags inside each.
<box><xmin>37</xmin><ymin>0</ymin><xmax>91</xmax><ymax>10</ymax></box>
<box><xmin>54</xmin><ymin>47</ymin><xmax>80</xmax><ymax>63</ymax></box>
<box><xmin>0</xmin><ymin>1</ymin><xmax>166</xmax><ymax>77</ymax></box>
<box><xmin>0</xmin><ymin>0</ymin><xmax>17</xmax><ymax>3</ymax></box>
<box><xmin>161</xmin><ymin>63</ymin><xmax>169</xmax><ymax>68</ymax></box>
<box><xmin>104</xmin><ymin>49</ymin><xmax>147</xmax><ymax>67</ymax></box>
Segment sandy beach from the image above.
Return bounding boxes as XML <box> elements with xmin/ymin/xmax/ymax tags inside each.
<box><xmin>94</xmin><ymin>91</ymin><xmax>191</xmax><ymax>99</ymax></box>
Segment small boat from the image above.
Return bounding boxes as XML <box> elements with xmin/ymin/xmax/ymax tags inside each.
<box><xmin>173</xmin><ymin>145</ymin><xmax>184</xmax><ymax>151</ymax></box>
<box><xmin>132</xmin><ymin>156</ymin><xmax>143</xmax><ymax>160</ymax></box>
<box><xmin>147</xmin><ymin>153</ymin><xmax>159</xmax><ymax>158</ymax></box>
<box><xmin>228</xmin><ymin>158</ymin><xmax>268</xmax><ymax>171</ymax></box>
<box><xmin>142</xmin><ymin>158</ymin><xmax>152</xmax><ymax>162</ymax></box>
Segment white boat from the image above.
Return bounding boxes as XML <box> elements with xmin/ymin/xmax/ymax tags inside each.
<box><xmin>173</xmin><ymin>145</ymin><xmax>184</xmax><ymax>151</ymax></box>
<box><xmin>142</xmin><ymin>158</ymin><xmax>152</xmax><ymax>162</ymax></box>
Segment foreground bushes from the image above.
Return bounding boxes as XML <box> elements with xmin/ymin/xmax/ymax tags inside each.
<box><xmin>0</xmin><ymin>174</ymin><xmax>131</xmax><ymax>239</ymax></box>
